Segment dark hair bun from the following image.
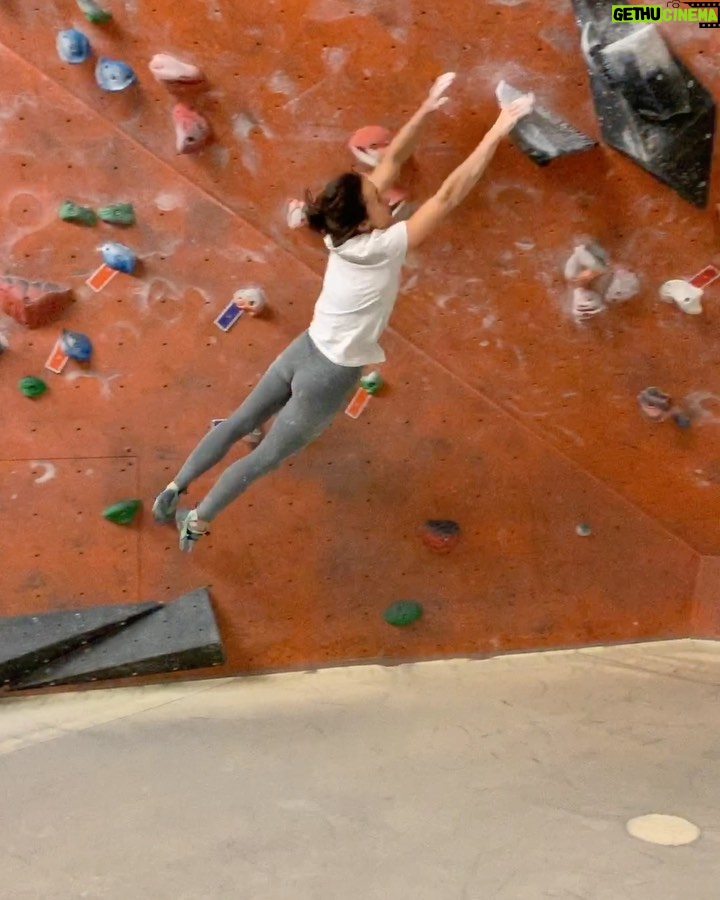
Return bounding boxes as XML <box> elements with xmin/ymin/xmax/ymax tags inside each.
<box><xmin>303</xmin><ymin>173</ymin><xmax>367</xmax><ymax>244</ymax></box>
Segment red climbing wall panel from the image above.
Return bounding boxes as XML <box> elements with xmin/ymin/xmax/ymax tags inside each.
<box><xmin>1</xmin><ymin>1</ymin><xmax>719</xmax><ymax>686</ymax></box>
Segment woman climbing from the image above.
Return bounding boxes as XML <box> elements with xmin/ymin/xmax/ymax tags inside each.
<box><xmin>152</xmin><ymin>74</ymin><xmax>534</xmax><ymax>551</ymax></box>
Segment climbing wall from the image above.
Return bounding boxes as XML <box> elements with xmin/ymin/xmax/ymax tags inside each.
<box><xmin>1</xmin><ymin>0</ymin><xmax>720</xmax><ymax>688</ymax></box>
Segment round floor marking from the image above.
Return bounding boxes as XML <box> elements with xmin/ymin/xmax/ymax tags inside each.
<box><xmin>626</xmin><ymin>814</ymin><xmax>701</xmax><ymax>846</ymax></box>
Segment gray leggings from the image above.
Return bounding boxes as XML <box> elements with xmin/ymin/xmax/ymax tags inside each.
<box><xmin>175</xmin><ymin>331</ymin><xmax>362</xmax><ymax>521</ymax></box>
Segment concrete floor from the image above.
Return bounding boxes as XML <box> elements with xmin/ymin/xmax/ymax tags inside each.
<box><xmin>1</xmin><ymin>641</ymin><xmax>720</xmax><ymax>899</ymax></box>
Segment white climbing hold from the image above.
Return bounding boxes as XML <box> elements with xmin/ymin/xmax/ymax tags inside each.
<box><xmin>286</xmin><ymin>199</ymin><xmax>307</xmax><ymax>229</ymax></box>
<box><xmin>659</xmin><ymin>279</ymin><xmax>703</xmax><ymax>315</ymax></box>
<box><xmin>232</xmin><ymin>286</ymin><xmax>266</xmax><ymax>316</ymax></box>
<box><xmin>149</xmin><ymin>54</ymin><xmax>204</xmax><ymax>84</ymax></box>
<box><xmin>605</xmin><ymin>267</ymin><xmax>640</xmax><ymax>303</ymax></box>
<box><xmin>572</xmin><ymin>287</ymin><xmax>605</xmax><ymax>322</ymax></box>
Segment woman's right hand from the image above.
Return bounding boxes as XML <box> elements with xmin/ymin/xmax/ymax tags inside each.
<box><xmin>494</xmin><ymin>94</ymin><xmax>535</xmax><ymax>136</ymax></box>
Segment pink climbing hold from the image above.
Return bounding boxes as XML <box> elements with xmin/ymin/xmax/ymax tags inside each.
<box><xmin>172</xmin><ymin>103</ymin><xmax>211</xmax><ymax>154</ymax></box>
<box><xmin>149</xmin><ymin>54</ymin><xmax>204</xmax><ymax>85</ymax></box>
<box><xmin>0</xmin><ymin>277</ymin><xmax>74</xmax><ymax>329</ymax></box>
<box><xmin>348</xmin><ymin>125</ymin><xmax>392</xmax><ymax>168</ymax></box>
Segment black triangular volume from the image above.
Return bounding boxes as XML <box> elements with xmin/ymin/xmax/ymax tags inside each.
<box><xmin>13</xmin><ymin>588</ymin><xmax>225</xmax><ymax>690</ymax></box>
<box><xmin>573</xmin><ymin>0</ymin><xmax>716</xmax><ymax>208</ymax></box>
<box><xmin>0</xmin><ymin>602</ymin><xmax>162</xmax><ymax>687</ymax></box>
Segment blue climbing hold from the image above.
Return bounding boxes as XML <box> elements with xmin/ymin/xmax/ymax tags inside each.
<box><xmin>57</xmin><ymin>29</ymin><xmax>91</xmax><ymax>64</ymax></box>
<box><xmin>95</xmin><ymin>57</ymin><xmax>137</xmax><ymax>92</ymax></box>
<box><xmin>60</xmin><ymin>329</ymin><xmax>93</xmax><ymax>362</ymax></box>
<box><xmin>100</xmin><ymin>241</ymin><xmax>137</xmax><ymax>274</ymax></box>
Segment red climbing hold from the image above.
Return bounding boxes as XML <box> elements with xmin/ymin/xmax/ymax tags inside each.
<box><xmin>348</xmin><ymin>125</ymin><xmax>392</xmax><ymax>168</ymax></box>
<box><xmin>420</xmin><ymin>519</ymin><xmax>461</xmax><ymax>554</ymax></box>
<box><xmin>0</xmin><ymin>277</ymin><xmax>74</xmax><ymax>329</ymax></box>
<box><xmin>173</xmin><ymin>103</ymin><xmax>211</xmax><ymax>154</ymax></box>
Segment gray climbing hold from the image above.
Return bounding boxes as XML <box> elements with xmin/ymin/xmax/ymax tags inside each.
<box><xmin>671</xmin><ymin>411</ymin><xmax>691</xmax><ymax>429</ymax></box>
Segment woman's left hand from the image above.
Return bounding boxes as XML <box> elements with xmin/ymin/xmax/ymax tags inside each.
<box><xmin>423</xmin><ymin>72</ymin><xmax>456</xmax><ymax>112</ymax></box>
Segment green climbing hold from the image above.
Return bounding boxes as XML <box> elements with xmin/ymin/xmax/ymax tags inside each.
<box><xmin>98</xmin><ymin>203</ymin><xmax>136</xmax><ymax>226</ymax></box>
<box><xmin>59</xmin><ymin>201</ymin><xmax>97</xmax><ymax>226</ymax></box>
<box><xmin>18</xmin><ymin>376</ymin><xmax>48</xmax><ymax>398</ymax></box>
<box><xmin>383</xmin><ymin>600</ymin><xmax>423</xmax><ymax>627</ymax></box>
<box><xmin>103</xmin><ymin>498</ymin><xmax>142</xmax><ymax>525</ymax></box>
<box><xmin>76</xmin><ymin>0</ymin><xmax>112</xmax><ymax>23</ymax></box>
<box><xmin>360</xmin><ymin>371</ymin><xmax>384</xmax><ymax>394</ymax></box>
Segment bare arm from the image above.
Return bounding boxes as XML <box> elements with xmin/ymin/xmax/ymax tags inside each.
<box><xmin>406</xmin><ymin>94</ymin><xmax>534</xmax><ymax>250</ymax></box>
<box><xmin>369</xmin><ymin>73</ymin><xmax>456</xmax><ymax>194</ymax></box>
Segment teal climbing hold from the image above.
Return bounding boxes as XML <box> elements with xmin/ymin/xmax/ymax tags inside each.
<box><xmin>19</xmin><ymin>376</ymin><xmax>47</xmax><ymax>398</ymax></box>
<box><xmin>383</xmin><ymin>601</ymin><xmax>423</xmax><ymax>627</ymax></box>
<box><xmin>59</xmin><ymin>201</ymin><xmax>97</xmax><ymax>226</ymax></box>
<box><xmin>360</xmin><ymin>371</ymin><xmax>384</xmax><ymax>394</ymax></box>
<box><xmin>76</xmin><ymin>0</ymin><xmax>112</xmax><ymax>24</ymax></box>
<box><xmin>98</xmin><ymin>203</ymin><xmax>136</xmax><ymax>226</ymax></box>
<box><xmin>103</xmin><ymin>499</ymin><xmax>142</xmax><ymax>525</ymax></box>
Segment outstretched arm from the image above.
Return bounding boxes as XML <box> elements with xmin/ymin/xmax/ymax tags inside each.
<box><xmin>405</xmin><ymin>93</ymin><xmax>534</xmax><ymax>249</ymax></box>
<box><xmin>368</xmin><ymin>73</ymin><xmax>456</xmax><ymax>193</ymax></box>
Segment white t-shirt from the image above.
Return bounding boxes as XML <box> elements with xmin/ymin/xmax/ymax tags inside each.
<box><xmin>308</xmin><ymin>221</ymin><xmax>408</xmax><ymax>367</ymax></box>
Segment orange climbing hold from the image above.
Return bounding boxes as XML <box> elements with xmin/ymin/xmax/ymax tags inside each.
<box><xmin>0</xmin><ymin>277</ymin><xmax>74</xmax><ymax>329</ymax></box>
<box><xmin>172</xmin><ymin>103</ymin><xmax>211</xmax><ymax>154</ymax></box>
